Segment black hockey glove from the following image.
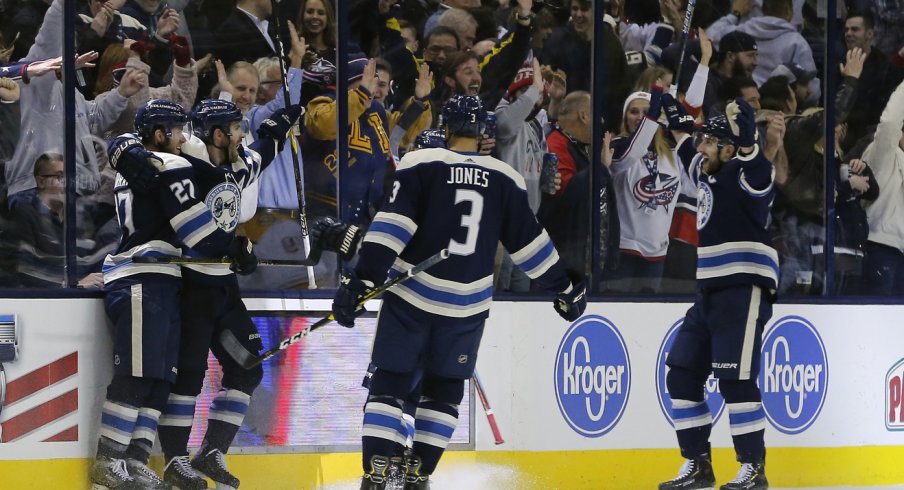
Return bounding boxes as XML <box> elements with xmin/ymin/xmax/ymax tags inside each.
<box><xmin>332</xmin><ymin>270</ymin><xmax>372</xmax><ymax>328</ymax></box>
<box><xmin>553</xmin><ymin>270</ymin><xmax>587</xmax><ymax>322</ymax></box>
<box><xmin>107</xmin><ymin>135</ymin><xmax>161</xmax><ymax>194</ymax></box>
<box><xmin>727</xmin><ymin>97</ymin><xmax>757</xmax><ymax>148</ymax></box>
<box><xmin>310</xmin><ymin>216</ymin><xmax>362</xmax><ymax>261</ymax></box>
<box><xmin>228</xmin><ymin>236</ymin><xmax>258</xmax><ymax>275</ymax></box>
<box><xmin>662</xmin><ymin>93</ymin><xmax>696</xmax><ymax>134</ymax></box>
<box><xmin>257</xmin><ymin>104</ymin><xmax>305</xmax><ymax>151</ymax></box>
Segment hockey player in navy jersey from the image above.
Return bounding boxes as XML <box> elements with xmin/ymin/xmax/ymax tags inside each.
<box><xmin>659</xmin><ymin>99</ymin><xmax>778</xmax><ymax>490</ymax></box>
<box><xmin>147</xmin><ymin>98</ymin><xmax>304</xmax><ymax>490</ymax></box>
<box><xmin>332</xmin><ymin>95</ymin><xmax>587</xmax><ymax>490</ymax></box>
<box><xmin>91</xmin><ymin>99</ymin><xmax>240</xmax><ymax>490</ymax></box>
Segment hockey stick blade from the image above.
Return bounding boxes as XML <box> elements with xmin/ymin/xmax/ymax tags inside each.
<box><xmin>133</xmin><ymin>249</ymin><xmax>322</xmax><ymax>267</ymax></box>
<box><xmin>222</xmin><ymin>249</ymin><xmax>451</xmax><ymax>369</ymax></box>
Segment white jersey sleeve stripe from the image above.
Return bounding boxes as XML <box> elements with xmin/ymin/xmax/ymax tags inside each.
<box><xmin>509</xmin><ymin>231</ymin><xmax>561</xmax><ymax>278</ymax></box>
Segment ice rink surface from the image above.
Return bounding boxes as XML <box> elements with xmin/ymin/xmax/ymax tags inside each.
<box><xmin>316</xmin><ymin>461</ymin><xmax>904</xmax><ymax>490</ymax></box>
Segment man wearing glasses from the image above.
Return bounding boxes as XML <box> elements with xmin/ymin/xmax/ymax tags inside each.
<box><xmin>7</xmin><ymin>153</ymin><xmax>111</xmax><ymax>288</ymax></box>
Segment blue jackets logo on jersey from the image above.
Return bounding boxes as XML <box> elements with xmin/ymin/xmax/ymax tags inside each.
<box><xmin>696</xmin><ymin>181</ymin><xmax>714</xmax><ymax>229</ymax></box>
<box><xmin>554</xmin><ymin>315</ymin><xmax>631</xmax><ymax>437</ymax></box>
<box><xmin>759</xmin><ymin>315</ymin><xmax>828</xmax><ymax>434</ymax></box>
<box><xmin>206</xmin><ymin>182</ymin><xmax>241</xmax><ymax>232</ymax></box>
<box><xmin>633</xmin><ymin>152</ymin><xmax>680</xmax><ymax>211</ymax></box>
<box><xmin>656</xmin><ymin>319</ymin><xmax>725</xmax><ymax>426</ymax></box>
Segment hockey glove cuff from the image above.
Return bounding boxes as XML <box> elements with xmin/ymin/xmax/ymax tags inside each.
<box><xmin>108</xmin><ymin>135</ymin><xmax>161</xmax><ymax>194</ymax></box>
<box><xmin>257</xmin><ymin>104</ymin><xmax>305</xmax><ymax>151</ymax></box>
<box><xmin>228</xmin><ymin>236</ymin><xmax>258</xmax><ymax>275</ymax></box>
<box><xmin>554</xmin><ymin>270</ymin><xmax>587</xmax><ymax>322</ymax></box>
<box><xmin>332</xmin><ymin>270</ymin><xmax>373</xmax><ymax>328</ymax></box>
<box><xmin>311</xmin><ymin>216</ymin><xmax>362</xmax><ymax>261</ymax></box>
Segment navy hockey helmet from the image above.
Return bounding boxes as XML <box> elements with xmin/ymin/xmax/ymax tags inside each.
<box><xmin>440</xmin><ymin>94</ymin><xmax>487</xmax><ymax>138</ymax></box>
<box><xmin>694</xmin><ymin>113</ymin><xmax>737</xmax><ymax>149</ymax></box>
<box><xmin>413</xmin><ymin>129</ymin><xmax>448</xmax><ymax>150</ymax></box>
<box><xmin>190</xmin><ymin>99</ymin><xmax>243</xmax><ymax>141</ymax></box>
<box><xmin>134</xmin><ymin>99</ymin><xmax>188</xmax><ymax>139</ymax></box>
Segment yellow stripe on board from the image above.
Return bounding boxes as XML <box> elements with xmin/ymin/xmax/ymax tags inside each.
<box><xmin>3</xmin><ymin>447</ymin><xmax>903</xmax><ymax>489</ymax></box>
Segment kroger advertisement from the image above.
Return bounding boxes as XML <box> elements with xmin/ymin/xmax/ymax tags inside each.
<box><xmin>474</xmin><ymin>302</ymin><xmax>903</xmax><ymax>451</ymax></box>
<box><xmin>0</xmin><ymin>298</ymin><xmax>901</xmax><ymax>460</ymax></box>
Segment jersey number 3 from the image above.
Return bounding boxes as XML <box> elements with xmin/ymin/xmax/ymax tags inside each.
<box><xmin>388</xmin><ymin>183</ymin><xmax>484</xmax><ymax>256</ymax></box>
<box><xmin>448</xmin><ymin>189</ymin><xmax>483</xmax><ymax>256</ymax></box>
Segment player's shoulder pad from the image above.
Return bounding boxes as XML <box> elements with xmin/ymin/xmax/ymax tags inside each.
<box><xmin>150</xmin><ymin>151</ymin><xmax>192</xmax><ymax>172</ymax></box>
<box><xmin>398</xmin><ymin>148</ymin><xmax>527</xmax><ymax>191</ymax></box>
<box><xmin>181</xmin><ymin>134</ymin><xmax>211</xmax><ymax>163</ymax></box>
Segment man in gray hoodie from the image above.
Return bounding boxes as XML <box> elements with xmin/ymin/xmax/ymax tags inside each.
<box><xmin>706</xmin><ymin>0</ymin><xmax>819</xmax><ymax>105</ymax></box>
<box><xmin>494</xmin><ymin>57</ymin><xmax>551</xmax><ymax>292</ymax></box>
<box><xmin>5</xmin><ymin>0</ymin><xmax>141</xmax><ymax>210</ymax></box>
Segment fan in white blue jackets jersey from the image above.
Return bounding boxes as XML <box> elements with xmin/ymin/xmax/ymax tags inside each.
<box><xmin>660</xmin><ymin>100</ymin><xmax>777</xmax><ymax>490</ymax></box>
<box><xmin>332</xmin><ymin>95</ymin><xmax>587</xmax><ymax>489</ymax></box>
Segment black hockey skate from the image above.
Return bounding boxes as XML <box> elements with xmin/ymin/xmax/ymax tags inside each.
<box><xmin>360</xmin><ymin>455</ymin><xmax>390</xmax><ymax>490</ymax></box>
<box><xmin>403</xmin><ymin>454</ymin><xmax>430</xmax><ymax>490</ymax></box>
<box><xmin>192</xmin><ymin>448</ymin><xmax>240</xmax><ymax>489</ymax></box>
<box><xmin>720</xmin><ymin>462</ymin><xmax>768</xmax><ymax>490</ymax></box>
<box><xmin>659</xmin><ymin>453</ymin><xmax>716</xmax><ymax>490</ymax></box>
<box><xmin>125</xmin><ymin>458</ymin><xmax>167</xmax><ymax>489</ymax></box>
<box><xmin>164</xmin><ymin>455</ymin><xmax>209</xmax><ymax>490</ymax></box>
<box><xmin>90</xmin><ymin>455</ymin><xmax>143</xmax><ymax>490</ymax></box>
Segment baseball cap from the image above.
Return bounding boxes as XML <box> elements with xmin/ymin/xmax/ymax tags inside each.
<box><xmin>718</xmin><ymin>31</ymin><xmax>757</xmax><ymax>56</ymax></box>
<box><xmin>506</xmin><ymin>63</ymin><xmax>534</xmax><ymax>100</ymax></box>
<box><xmin>770</xmin><ymin>63</ymin><xmax>814</xmax><ymax>85</ymax></box>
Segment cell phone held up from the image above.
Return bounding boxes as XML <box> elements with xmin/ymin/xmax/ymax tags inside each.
<box><xmin>540</xmin><ymin>152</ymin><xmax>558</xmax><ymax>195</ymax></box>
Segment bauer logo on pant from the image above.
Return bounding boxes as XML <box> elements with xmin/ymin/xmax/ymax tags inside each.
<box><xmin>554</xmin><ymin>315</ymin><xmax>630</xmax><ymax>438</ymax></box>
<box><xmin>759</xmin><ymin>315</ymin><xmax>828</xmax><ymax>434</ymax></box>
<box><xmin>656</xmin><ymin>318</ymin><xmax>725</xmax><ymax>427</ymax></box>
<box><xmin>885</xmin><ymin>358</ymin><xmax>904</xmax><ymax>431</ymax></box>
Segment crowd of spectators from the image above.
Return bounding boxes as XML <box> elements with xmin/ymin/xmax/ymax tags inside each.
<box><xmin>1</xmin><ymin>0</ymin><xmax>903</xmax><ymax>296</ymax></box>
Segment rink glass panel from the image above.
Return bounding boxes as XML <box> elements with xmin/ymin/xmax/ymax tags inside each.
<box><xmin>187</xmin><ymin>312</ymin><xmax>473</xmax><ymax>451</ymax></box>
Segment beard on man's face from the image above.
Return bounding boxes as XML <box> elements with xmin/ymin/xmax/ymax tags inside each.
<box><xmin>731</xmin><ymin>57</ymin><xmax>749</xmax><ymax>78</ymax></box>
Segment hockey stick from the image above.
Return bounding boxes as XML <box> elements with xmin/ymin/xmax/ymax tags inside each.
<box><xmin>472</xmin><ymin>371</ymin><xmax>504</xmax><ymax>445</ymax></box>
<box><xmin>221</xmin><ymin>248</ymin><xmax>451</xmax><ymax>369</ymax></box>
<box><xmin>132</xmin><ymin>249</ymin><xmax>322</xmax><ymax>267</ymax></box>
<box><xmin>669</xmin><ymin>0</ymin><xmax>698</xmax><ymax>96</ymax></box>
<box><xmin>270</xmin><ymin>0</ymin><xmax>316</xmax><ymax>288</ymax></box>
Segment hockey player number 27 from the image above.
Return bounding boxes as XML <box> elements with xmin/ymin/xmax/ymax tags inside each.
<box><xmin>169</xmin><ymin>179</ymin><xmax>196</xmax><ymax>204</ymax></box>
<box><xmin>448</xmin><ymin>189</ymin><xmax>483</xmax><ymax>256</ymax></box>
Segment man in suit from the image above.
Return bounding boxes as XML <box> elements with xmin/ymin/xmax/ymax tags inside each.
<box><xmin>215</xmin><ymin>0</ymin><xmax>287</xmax><ymax>69</ymax></box>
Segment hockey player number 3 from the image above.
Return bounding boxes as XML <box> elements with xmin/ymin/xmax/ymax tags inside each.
<box><xmin>448</xmin><ymin>189</ymin><xmax>483</xmax><ymax>256</ymax></box>
<box><xmin>388</xmin><ymin>182</ymin><xmax>484</xmax><ymax>256</ymax></box>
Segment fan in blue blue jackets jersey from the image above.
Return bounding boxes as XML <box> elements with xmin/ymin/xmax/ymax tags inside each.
<box><xmin>660</xmin><ymin>99</ymin><xmax>778</xmax><ymax>490</ymax></box>
<box><xmin>332</xmin><ymin>95</ymin><xmax>587</xmax><ymax>490</ymax></box>
<box><xmin>149</xmin><ymin>98</ymin><xmax>303</xmax><ymax>490</ymax></box>
<box><xmin>91</xmin><ymin>99</ymin><xmax>237</xmax><ymax>490</ymax></box>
